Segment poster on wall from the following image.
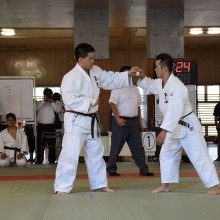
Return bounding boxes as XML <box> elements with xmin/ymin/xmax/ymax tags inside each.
<box><xmin>0</xmin><ymin>79</ymin><xmax>34</xmax><ymax>121</ymax></box>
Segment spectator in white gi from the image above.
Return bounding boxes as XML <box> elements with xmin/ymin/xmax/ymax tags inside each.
<box><xmin>137</xmin><ymin>53</ymin><xmax>219</xmax><ymax>195</ymax></box>
<box><xmin>54</xmin><ymin>43</ymin><xmax>142</xmax><ymax>195</ymax></box>
<box><xmin>0</xmin><ymin>113</ymin><xmax>29</xmax><ymax>167</ymax></box>
<box><xmin>107</xmin><ymin>65</ymin><xmax>154</xmax><ymax>176</ymax></box>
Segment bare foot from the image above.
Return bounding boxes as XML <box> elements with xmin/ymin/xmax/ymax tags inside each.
<box><xmin>94</xmin><ymin>187</ymin><xmax>115</xmax><ymax>192</ymax></box>
<box><xmin>152</xmin><ymin>184</ymin><xmax>169</xmax><ymax>193</ymax></box>
<box><xmin>207</xmin><ymin>186</ymin><xmax>219</xmax><ymax>196</ymax></box>
<box><xmin>55</xmin><ymin>191</ymin><xmax>69</xmax><ymax>196</ymax></box>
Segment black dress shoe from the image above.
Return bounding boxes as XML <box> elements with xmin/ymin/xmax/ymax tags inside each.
<box><xmin>140</xmin><ymin>172</ymin><xmax>154</xmax><ymax>176</ymax></box>
<box><xmin>108</xmin><ymin>172</ymin><xmax>121</xmax><ymax>176</ymax></box>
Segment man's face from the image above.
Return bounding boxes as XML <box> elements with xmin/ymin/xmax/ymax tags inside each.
<box><xmin>155</xmin><ymin>60</ymin><xmax>164</xmax><ymax>78</ymax></box>
<box><xmin>79</xmin><ymin>52</ymin><xmax>95</xmax><ymax>71</ymax></box>
<box><xmin>6</xmin><ymin>117</ymin><xmax>16</xmax><ymax>127</ymax></box>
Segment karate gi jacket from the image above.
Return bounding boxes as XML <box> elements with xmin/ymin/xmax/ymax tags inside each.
<box><xmin>137</xmin><ymin>73</ymin><xmax>198</xmax><ymax>139</ymax></box>
<box><xmin>61</xmin><ymin>64</ymin><xmax>131</xmax><ymax>133</ymax></box>
<box><xmin>0</xmin><ymin>128</ymin><xmax>29</xmax><ymax>158</ymax></box>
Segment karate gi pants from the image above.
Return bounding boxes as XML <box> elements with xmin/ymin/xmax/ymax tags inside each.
<box><xmin>54</xmin><ymin>130</ymin><xmax>108</xmax><ymax>193</ymax></box>
<box><xmin>160</xmin><ymin>129</ymin><xmax>219</xmax><ymax>188</ymax></box>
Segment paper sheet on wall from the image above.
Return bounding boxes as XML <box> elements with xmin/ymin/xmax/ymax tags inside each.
<box><xmin>0</xmin><ymin>80</ymin><xmax>34</xmax><ymax>121</ymax></box>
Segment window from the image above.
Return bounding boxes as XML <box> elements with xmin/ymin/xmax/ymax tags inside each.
<box><xmin>197</xmin><ymin>85</ymin><xmax>220</xmax><ymax>136</ymax></box>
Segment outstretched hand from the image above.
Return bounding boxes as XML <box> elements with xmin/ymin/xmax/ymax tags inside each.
<box><xmin>127</xmin><ymin>66</ymin><xmax>145</xmax><ymax>77</ymax></box>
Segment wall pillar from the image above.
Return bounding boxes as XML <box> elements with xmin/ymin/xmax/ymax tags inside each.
<box><xmin>74</xmin><ymin>0</ymin><xmax>109</xmax><ymax>59</ymax></box>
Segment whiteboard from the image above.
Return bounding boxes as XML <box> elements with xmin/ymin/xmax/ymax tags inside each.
<box><xmin>0</xmin><ymin>78</ymin><xmax>35</xmax><ymax>121</ymax></box>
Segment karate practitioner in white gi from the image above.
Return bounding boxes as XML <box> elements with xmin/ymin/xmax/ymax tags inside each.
<box><xmin>0</xmin><ymin>113</ymin><xmax>29</xmax><ymax>167</ymax></box>
<box><xmin>137</xmin><ymin>53</ymin><xmax>219</xmax><ymax>195</ymax></box>
<box><xmin>54</xmin><ymin>43</ymin><xmax>142</xmax><ymax>195</ymax></box>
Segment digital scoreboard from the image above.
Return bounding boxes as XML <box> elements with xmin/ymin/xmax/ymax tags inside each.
<box><xmin>173</xmin><ymin>61</ymin><xmax>197</xmax><ymax>85</ymax></box>
<box><xmin>154</xmin><ymin>60</ymin><xmax>197</xmax><ymax>85</ymax></box>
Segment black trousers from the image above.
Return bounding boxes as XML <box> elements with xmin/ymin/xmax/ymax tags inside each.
<box><xmin>107</xmin><ymin>117</ymin><xmax>150</xmax><ymax>174</ymax></box>
<box><xmin>37</xmin><ymin>123</ymin><xmax>56</xmax><ymax>163</ymax></box>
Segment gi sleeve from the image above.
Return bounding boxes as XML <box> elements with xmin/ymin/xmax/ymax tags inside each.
<box><xmin>137</xmin><ymin>76</ymin><xmax>159</xmax><ymax>95</ymax></box>
<box><xmin>93</xmin><ymin>65</ymin><xmax>131</xmax><ymax>90</ymax></box>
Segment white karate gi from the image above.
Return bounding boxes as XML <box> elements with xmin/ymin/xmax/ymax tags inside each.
<box><xmin>137</xmin><ymin>74</ymin><xmax>219</xmax><ymax>188</ymax></box>
<box><xmin>54</xmin><ymin>64</ymin><xmax>131</xmax><ymax>192</ymax></box>
<box><xmin>0</xmin><ymin>128</ymin><xmax>29</xmax><ymax>166</ymax></box>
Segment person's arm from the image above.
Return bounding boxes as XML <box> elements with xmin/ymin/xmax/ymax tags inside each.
<box><xmin>214</xmin><ymin>116</ymin><xmax>220</xmax><ymax>129</ymax></box>
<box><xmin>0</xmin><ymin>132</ymin><xmax>7</xmax><ymax>159</ymax></box>
<box><xmin>36</xmin><ymin>100</ymin><xmax>46</xmax><ymax>111</ymax></box>
<box><xmin>127</xmin><ymin>67</ymin><xmax>144</xmax><ymax>77</ymax></box>
<box><xmin>110</xmin><ymin>103</ymin><xmax>126</xmax><ymax>127</ymax></box>
<box><xmin>156</xmin><ymin>129</ymin><xmax>168</xmax><ymax>146</ymax></box>
<box><xmin>15</xmin><ymin>130</ymin><xmax>28</xmax><ymax>160</ymax></box>
<box><xmin>138</xmin><ymin>106</ymin><xmax>144</xmax><ymax>131</ymax></box>
<box><xmin>95</xmin><ymin>65</ymin><xmax>143</xmax><ymax>90</ymax></box>
<box><xmin>19</xmin><ymin>130</ymin><xmax>29</xmax><ymax>155</ymax></box>
<box><xmin>51</xmin><ymin>101</ymin><xmax>62</xmax><ymax>113</ymax></box>
<box><xmin>214</xmin><ymin>116</ymin><xmax>218</xmax><ymax>126</ymax></box>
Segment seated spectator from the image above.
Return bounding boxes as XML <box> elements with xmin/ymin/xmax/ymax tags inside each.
<box><xmin>0</xmin><ymin>113</ymin><xmax>29</xmax><ymax>167</ymax></box>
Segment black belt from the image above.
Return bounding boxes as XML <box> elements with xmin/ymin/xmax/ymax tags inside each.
<box><xmin>181</xmin><ymin>111</ymin><xmax>193</xmax><ymax>119</ymax></box>
<box><xmin>4</xmin><ymin>146</ymin><xmax>21</xmax><ymax>165</ymax></box>
<box><xmin>178</xmin><ymin>112</ymin><xmax>193</xmax><ymax>128</ymax></box>
<box><xmin>66</xmin><ymin>110</ymin><xmax>100</xmax><ymax>138</ymax></box>
<box><xmin>178</xmin><ymin>120</ymin><xmax>190</xmax><ymax>128</ymax></box>
<box><xmin>120</xmin><ymin>116</ymin><xmax>138</xmax><ymax>121</ymax></box>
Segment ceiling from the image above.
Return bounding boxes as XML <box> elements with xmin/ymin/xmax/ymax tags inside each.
<box><xmin>0</xmin><ymin>0</ymin><xmax>220</xmax><ymax>51</ymax></box>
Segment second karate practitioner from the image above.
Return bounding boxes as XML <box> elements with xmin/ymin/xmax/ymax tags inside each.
<box><xmin>137</xmin><ymin>53</ymin><xmax>219</xmax><ymax>196</ymax></box>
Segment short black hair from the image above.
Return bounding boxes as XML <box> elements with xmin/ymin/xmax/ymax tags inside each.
<box><xmin>53</xmin><ymin>92</ymin><xmax>61</xmax><ymax>102</ymax></box>
<box><xmin>120</xmin><ymin>66</ymin><xmax>131</xmax><ymax>72</ymax></box>
<box><xmin>156</xmin><ymin>53</ymin><xmax>173</xmax><ymax>73</ymax></box>
<box><xmin>6</xmin><ymin>113</ymin><xmax>16</xmax><ymax>121</ymax></box>
<box><xmin>43</xmin><ymin>88</ymin><xmax>53</xmax><ymax>96</ymax></box>
<box><xmin>75</xmin><ymin>43</ymin><xmax>95</xmax><ymax>61</ymax></box>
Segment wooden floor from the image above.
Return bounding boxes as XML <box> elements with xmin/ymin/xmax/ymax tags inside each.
<box><xmin>0</xmin><ymin>160</ymin><xmax>220</xmax><ymax>220</ymax></box>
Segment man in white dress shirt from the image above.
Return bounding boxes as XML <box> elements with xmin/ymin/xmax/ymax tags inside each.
<box><xmin>36</xmin><ymin>88</ymin><xmax>62</xmax><ymax>164</ymax></box>
<box><xmin>107</xmin><ymin>66</ymin><xmax>154</xmax><ymax>176</ymax></box>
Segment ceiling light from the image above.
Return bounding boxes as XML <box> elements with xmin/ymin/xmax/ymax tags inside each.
<box><xmin>189</xmin><ymin>28</ymin><xmax>203</xmax><ymax>35</ymax></box>
<box><xmin>1</xmin><ymin>28</ymin><xmax>16</xmax><ymax>36</ymax></box>
<box><xmin>207</xmin><ymin>27</ymin><xmax>220</xmax><ymax>34</ymax></box>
